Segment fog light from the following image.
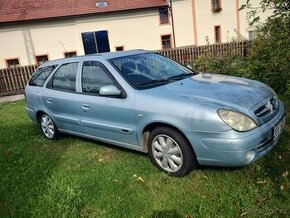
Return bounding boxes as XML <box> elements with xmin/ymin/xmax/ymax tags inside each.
<box><xmin>245</xmin><ymin>150</ymin><xmax>256</xmax><ymax>163</ymax></box>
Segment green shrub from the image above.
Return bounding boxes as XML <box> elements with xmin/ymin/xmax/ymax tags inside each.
<box><xmin>192</xmin><ymin>54</ymin><xmax>251</xmax><ymax>78</ymax></box>
<box><xmin>191</xmin><ymin>49</ymin><xmax>289</xmax><ymax>97</ymax></box>
<box><xmin>191</xmin><ymin>0</ymin><xmax>290</xmax><ymax>97</ymax></box>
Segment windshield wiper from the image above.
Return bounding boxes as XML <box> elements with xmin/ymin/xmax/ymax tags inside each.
<box><xmin>136</xmin><ymin>79</ymin><xmax>169</xmax><ymax>87</ymax></box>
<box><xmin>167</xmin><ymin>73</ymin><xmax>193</xmax><ymax>81</ymax></box>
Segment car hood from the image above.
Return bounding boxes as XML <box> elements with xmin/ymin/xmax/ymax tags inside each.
<box><xmin>149</xmin><ymin>73</ymin><xmax>273</xmax><ymax>110</ymax></box>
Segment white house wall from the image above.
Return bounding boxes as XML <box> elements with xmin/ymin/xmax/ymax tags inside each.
<box><xmin>194</xmin><ymin>0</ymin><xmax>238</xmax><ymax>44</ymax></box>
<box><xmin>171</xmin><ymin>0</ymin><xmax>195</xmax><ymax>46</ymax></box>
<box><xmin>191</xmin><ymin>0</ymin><xmax>272</xmax><ymax>44</ymax></box>
<box><xmin>0</xmin><ymin>0</ymin><xmax>272</xmax><ymax>68</ymax></box>
<box><xmin>0</xmin><ymin>9</ymin><xmax>172</xmax><ymax>68</ymax></box>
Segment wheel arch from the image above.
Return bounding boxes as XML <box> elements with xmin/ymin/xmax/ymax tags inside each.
<box><xmin>141</xmin><ymin>122</ymin><xmax>196</xmax><ymax>155</ymax></box>
<box><xmin>36</xmin><ymin>110</ymin><xmax>56</xmax><ymax>125</ymax></box>
<box><xmin>36</xmin><ymin>110</ymin><xmax>46</xmax><ymax>123</ymax></box>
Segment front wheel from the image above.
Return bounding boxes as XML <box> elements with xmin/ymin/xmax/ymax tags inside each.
<box><xmin>148</xmin><ymin>127</ymin><xmax>197</xmax><ymax>177</ymax></box>
<box><xmin>39</xmin><ymin>113</ymin><xmax>59</xmax><ymax>140</ymax></box>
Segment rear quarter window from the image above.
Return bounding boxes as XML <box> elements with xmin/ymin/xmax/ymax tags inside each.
<box><xmin>29</xmin><ymin>65</ymin><xmax>57</xmax><ymax>87</ymax></box>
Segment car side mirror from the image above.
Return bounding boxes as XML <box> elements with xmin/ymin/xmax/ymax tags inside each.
<box><xmin>99</xmin><ymin>85</ymin><xmax>121</xmax><ymax>96</ymax></box>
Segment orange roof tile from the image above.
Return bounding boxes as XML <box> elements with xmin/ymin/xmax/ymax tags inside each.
<box><xmin>0</xmin><ymin>0</ymin><xmax>168</xmax><ymax>23</ymax></box>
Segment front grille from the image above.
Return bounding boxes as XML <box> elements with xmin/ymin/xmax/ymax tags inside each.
<box><xmin>255</xmin><ymin>96</ymin><xmax>278</xmax><ymax>117</ymax></box>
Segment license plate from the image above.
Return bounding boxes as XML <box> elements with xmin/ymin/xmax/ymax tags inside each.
<box><xmin>273</xmin><ymin>116</ymin><xmax>285</xmax><ymax>140</ymax></box>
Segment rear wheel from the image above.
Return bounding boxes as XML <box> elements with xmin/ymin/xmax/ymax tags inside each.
<box><xmin>148</xmin><ymin>127</ymin><xmax>197</xmax><ymax>177</ymax></box>
<box><xmin>39</xmin><ymin>113</ymin><xmax>59</xmax><ymax>140</ymax></box>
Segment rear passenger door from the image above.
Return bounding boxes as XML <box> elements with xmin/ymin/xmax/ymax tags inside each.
<box><xmin>26</xmin><ymin>65</ymin><xmax>57</xmax><ymax>112</ymax></box>
<box><xmin>79</xmin><ymin>60</ymin><xmax>138</xmax><ymax>147</ymax></box>
<box><xmin>43</xmin><ymin>62</ymin><xmax>84</xmax><ymax>133</ymax></box>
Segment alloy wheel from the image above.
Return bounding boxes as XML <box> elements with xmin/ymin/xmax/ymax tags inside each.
<box><xmin>40</xmin><ymin>114</ymin><xmax>55</xmax><ymax>139</ymax></box>
<box><xmin>151</xmin><ymin>134</ymin><xmax>183</xmax><ymax>172</ymax></box>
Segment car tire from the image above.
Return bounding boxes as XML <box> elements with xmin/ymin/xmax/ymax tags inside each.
<box><xmin>39</xmin><ymin>113</ymin><xmax>59</xmax><ymax>140</ymax></box>
<box><xmin>148</xmin><ymin>126</ymin><xmax>197</xmax><ymax>177</ymax></box>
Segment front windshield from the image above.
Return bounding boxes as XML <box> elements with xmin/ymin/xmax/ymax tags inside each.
<box><xmin>110</xmin><ymin>53</ymin><xmax>197</xmax><ymax>89</ymax></box>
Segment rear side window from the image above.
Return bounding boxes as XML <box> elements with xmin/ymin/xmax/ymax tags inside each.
<box><xmin>82</xmin><ymin>61</ymin><xmax>114</xmax><ymax>95</ymax></box>
<box><xmin>52</xmin><ymin>62</ymin><xmax>78</xmax><ymax>91</ymax></box>
<box><xmin>29</xmin><ymin>65</ymin><xmax>57</xmax><ymax>87</ymax></box>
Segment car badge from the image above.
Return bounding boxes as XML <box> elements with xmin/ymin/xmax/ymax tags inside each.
<box><xmin>266</xmin><ymin>99</ymin><xmax>274</xmax><ymax>114</ymax></box>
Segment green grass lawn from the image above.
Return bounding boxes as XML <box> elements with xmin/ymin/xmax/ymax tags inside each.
<box><xmin>0</xmin><ymin>99</ymin><xmax>289</xmax><ymax>217</ymax></box>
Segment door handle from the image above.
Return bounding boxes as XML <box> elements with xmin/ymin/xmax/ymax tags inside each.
<box><xmin>81</xmin><ymin>104</ymin><xmax>90</xmax><ymax>110</ymax></box>
<box><xmin>46</xmin><ymin>98</ymin><xmax>53</xmax><ymax>104</ymax></box>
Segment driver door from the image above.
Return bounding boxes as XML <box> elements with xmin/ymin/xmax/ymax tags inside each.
<box><xmin>79</xmin><ymin>60</ymin><xmax>138</xmax><ymax>147</ymax></box>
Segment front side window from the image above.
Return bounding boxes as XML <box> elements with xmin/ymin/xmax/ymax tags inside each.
<box><xmin>82</xmin><ymin>61</ymin><xmax>114</xmax><ymax>95</ymax></box>
<box><xmin>29</xmin><ymin>65</ymin><xmax>57</xmax><ymax>87</ymax></box>
<box><xmin>110</xmin><ymin>53</ymin><xmax>197</xmax><ymax>89</ymax></box>
<box><xmin>52</xmin><ymin>62</ymin><xmax>78</xmax><ymax>91</ymax></box>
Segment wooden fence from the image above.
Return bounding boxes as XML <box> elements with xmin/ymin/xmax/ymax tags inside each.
<box><xmin>155</xmin><ymin>40</ymin><xmax>251</xmax><ymax>65</ymax></box>
<box><xmin>0</xmin><ymin>41</ymin><xmax>251</xmax><ymax>96</ymax></box>
<box><xmin>0</xmin><ymin>65</ymin><xmax>37</xmax><ymax>96</ymax></box>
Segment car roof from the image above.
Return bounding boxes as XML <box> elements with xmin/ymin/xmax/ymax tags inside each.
<box><xmin>40</xmin><ymin>49</ymin><xmax>151</xmax><ymax>67</ymax></box>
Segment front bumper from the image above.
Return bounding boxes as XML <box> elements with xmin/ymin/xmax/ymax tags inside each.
<box><xmin>183</xmin><ymin>101</ymin><xmax>285</xmax><ymax>167</ymax></box>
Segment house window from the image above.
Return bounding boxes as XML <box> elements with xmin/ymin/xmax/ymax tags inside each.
<box><xmin>161</xmin><ymin>35</ymin><xmax>172</xmax><ymax>49</ymax></box>
<box><xmin>36</xmin><ymin>55</ymin><xmax>48</xmax><ymax>65</ymax></box>
<box><xmin>159</xmin><ymin>7</ymin><xmax>169</xmax><ymax>24</ymax></box>
<box><xmin>248</xmin><ymin>31</ymin><xmax>257</xmax><ymax>41</ymax></box>
<box><xmin>64</xmin><ymin>51</ymin><xmax>77</xmax><ymax>58</ymax></box>
<box><xmin>212</xmin><ymin>0</ymin><xmax>222</xmax><ymax>12</ymax></box>
<box><xmin>214</xmin><ymin>26</ymin><xmax>221</xmax><ymax>43</ymax></box>
<box><xmin>115</xmin><ymin>46</ymin><xmax>124</xmax><ymax>51</ymax></box>
<box><xmin>6</xmin><ymin>58</ymin><xmax>20</xmax><ymax>68</ymax></box>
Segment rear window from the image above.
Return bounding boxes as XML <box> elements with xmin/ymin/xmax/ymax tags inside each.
<box><xmin>29</xmin><ymin>65</ymin><xmax>57</xmax><ymax>87</ymax></box>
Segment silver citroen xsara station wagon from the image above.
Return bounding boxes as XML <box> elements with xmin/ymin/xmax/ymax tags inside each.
<box><xmin>25</xmin><ymin>50</ymin><xmax>285</xmax><ymax>177</ymax></box>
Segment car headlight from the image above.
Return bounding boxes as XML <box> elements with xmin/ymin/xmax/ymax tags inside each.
<box><xmin>217</xmin><ymin>109</ymin><xmax>257</xmax><ymax>132</ymax></box>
